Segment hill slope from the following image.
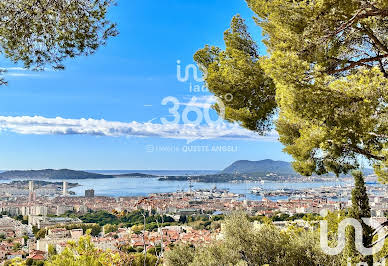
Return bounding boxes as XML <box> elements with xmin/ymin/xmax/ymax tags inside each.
<box><xmin>222</xmin><ymin>159</ymin><xmax>297</xmax><ymax>175</ymax></box>
<box><xmin>222</xmin><ymin>159</ymin><xmax>375</xmax><ymax>176</ymax></box>
<box><xmin>0</xmin><ymin>169</ymin><xmax>114</xmax><ymax>180</ymax></box>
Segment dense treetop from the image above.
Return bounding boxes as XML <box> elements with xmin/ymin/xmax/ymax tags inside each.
<box><xmin>195</xmin><ymin>0</ymin><xmax>388</xmax><ymax>182</ymax></box>
<box><xmin>0</xmin><ymin>0</ymin><xmax>117</xmax><ymax>85</ymax></box>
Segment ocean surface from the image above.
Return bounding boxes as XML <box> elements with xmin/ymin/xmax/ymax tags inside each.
<box><xmin>0</xmin><ymin>170</ymin><xmax>368</xmax><ymax>201</ymax></box>
<box><xmin>38</xmin><ymin>177</ymin><xmax>351</xmax><ymax>201</ymax></box>
<box><xmin>88</xmin><ymin>170</ymin><xmax>221</xmax><ymax>176</ymax></box>
<box><xmin>25</xmin><ymin>168</ymin><xmax>356</xmax><ymax>200</ymax></box>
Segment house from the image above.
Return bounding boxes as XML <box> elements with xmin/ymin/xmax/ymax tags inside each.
<box><xmin>27</xmin><ymin>250</ymin><xmax>46</xmax><ymax>261</ymax></box>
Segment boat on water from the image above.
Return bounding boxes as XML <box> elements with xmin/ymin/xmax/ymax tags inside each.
<box><xmin>250</xmin><ymin>187</ymin><xmax>263</xmax><ymax>194</ymax></box>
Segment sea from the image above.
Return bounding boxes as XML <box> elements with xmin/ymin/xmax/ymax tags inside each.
<box><xmin>0</xmin><ymin>170</ymin><xmax>358</xmax><ymax>201</ymax></box>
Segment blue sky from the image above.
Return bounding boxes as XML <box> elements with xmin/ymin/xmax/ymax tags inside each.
<box><xmin>0</xmin><ymin>0</ymin><xmax>292</xmax><ymax>170</ymax></box>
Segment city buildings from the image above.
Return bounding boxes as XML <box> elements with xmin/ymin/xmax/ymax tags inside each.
<box><xmin>85</xmin><ymin>189</ymin><xmax>95</xmax><ymax>198</ymax></box>
<box><xmin>0</xmin><ymin>179</ymin><xmax>386</xmax><ymax>264</ymax></box>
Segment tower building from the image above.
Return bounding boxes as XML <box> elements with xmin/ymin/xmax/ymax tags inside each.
<box><xmin>28</xmin><ymin>180</ymin><xmax>36</xmax><ymax>202</ymax></box>
<box><xmin>63</xmin><ymin>181</ymin><xmax>68</xmax><ymax>196</ymax></box>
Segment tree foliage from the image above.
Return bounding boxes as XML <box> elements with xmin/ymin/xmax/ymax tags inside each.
<box><xmin>8</xmin><ymin>232</ymin><xmax>160</xmax><ymax>266</ymax></box>
<box><xmin>195</xmin><ymin>0</ymin><xmax>388</xmax><ymax>182</ymax></box>
<box><xmin>0</xmin><ymin>0</ymin><xmax>118</xmax><ymax>85</ymax></box>
<box><xmin>78</xmin><ymin>210</ymin><xmax>174</xmax><ymax>229</ymax></box>
<box><xmin>35</xmin><ymin>228</ymin><xmax>47</xmax><ymax>240</ymax></box>
<box><xmin>45</xmin><ymin>233</ymin><xmax>121</xmax><ymax>266</ymax></box>
<box><xmin>374</xmin><ymin>235</ymin><xmax>388</xmax><ymax>264</ymax></box>
<box><xmin>164</xmin><ymin>212</ymin><xmax>340</xmax><ymax>266</ymax></box>
<box><xmin>194</xmin><ymin>15</ymin><xmax>276</xmax><ymax>134</ymax></box>
<box><xmin>344</xmin><ymin>171</ymin><xmax>373</xmax><ymax>265</ymax></box>
<box><xmin>103</xmin><ymin>224</ymin><xmax>118</xmax><ymax>234</ymax></box>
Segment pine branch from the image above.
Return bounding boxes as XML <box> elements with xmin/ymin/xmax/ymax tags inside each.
<box><xmin>326</xmin><ymin>54</ymin><xmax>388</xmax><ymax>74</ymax></box>
<box><xmin>325</xmin><ymin>8</ymin><xmax>388</xmax><ymax>38</ymax></box>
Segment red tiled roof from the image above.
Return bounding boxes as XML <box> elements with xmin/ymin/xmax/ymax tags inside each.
<box><xmin>28</xmin><ymin>254</ymin><xmax>45</xmax><ymax>260</ymax></box>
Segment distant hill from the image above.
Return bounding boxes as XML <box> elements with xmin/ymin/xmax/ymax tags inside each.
<box><xmin>222</xmin><ymin>159</ymin><xmax>375</xmax><ymax>176</ymax></box>
<box><xmin>114</xmin><ymin>173</ymin><xmax>157</xmax><ymax>178</ymax></box>
<box><xmin>222</xmin><ymin>159</ymin><xmax>296</xmax><ymax>175</ymax></box>
<box><xmin>0</xmin><ymin>169</ymin><xmax>114</xmax><ymax>180</ymax></box>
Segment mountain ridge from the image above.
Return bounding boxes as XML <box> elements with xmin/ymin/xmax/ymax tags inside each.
<box><xmin>222</xmin><ymin>159</ymin><xmax>296</xmax><ymax>175</ymax></box>
<box><xmin>0</xmin><ymin>169</ymin><xmax>115</xmax><ymax>180</ymax></box>
<box><xmin>222</xmin><ymin>159</ymin><xmax>375</xmax><ymax>176</ymax></box>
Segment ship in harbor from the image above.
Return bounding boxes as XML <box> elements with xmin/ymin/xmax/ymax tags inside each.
<box><xmin>251</xmin><ymin>187</ymin><xmax>295</xmax><ymax>197</ymax></box>
<box><xmin>250</xmin><ymin>186</ymin><xmax>263</xmax><ymax>194</ymax></box>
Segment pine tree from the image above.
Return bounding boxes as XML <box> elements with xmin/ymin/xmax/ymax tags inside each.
<box><xmin>0</xmin><ymin>0</ymin><xmax>117</xmax><ymax>85</ymax></box>
<box><xmin>344</xmin><ymin>171</ymin><xmax>373</xmax><ymax>265</ymax></box>
<box><xmin>194</xmin><ymin>1</ymin><xmax>388</xmax><ymax>182</ymax></box>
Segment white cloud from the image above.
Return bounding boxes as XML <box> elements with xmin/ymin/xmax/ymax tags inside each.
<box><xmin>4</xmin><ymin>73</ymin><xmax>40</xmax><ymax>77</ymax></box>
<box><xmin>3</xmin><ymin>67</ymin><xmax>51</xmax><ymax>71</ymax></box>
<box><xmin>1</xmin><ymin>67</ymin><xmax>42</xmax><ymax>78</ymax></box>
<box><xmin>180</xmin><ymin>95</ymin><xmax>217</xmax><ymax>109</ymax></box>
<box><xmin>4</xmin><ymin>67</ymin><xmax>27</xmax><ymax>71</ymax></box>
<box><xmin>0</xmin><ymin>115</ymin><xmax>278</xmax><ymax>141</ymax></box>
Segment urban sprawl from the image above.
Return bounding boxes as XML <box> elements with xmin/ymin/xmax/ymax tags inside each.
<box><xmin>0</xmin><ymin>179</ymin><xmax>386</xmax><ymax>264</ymax></box>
